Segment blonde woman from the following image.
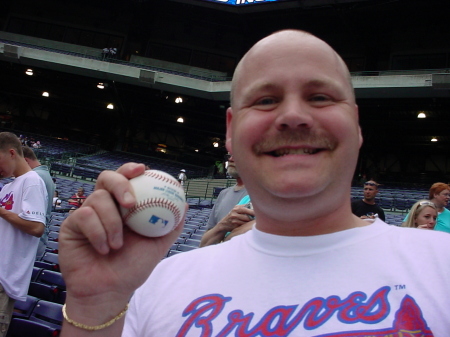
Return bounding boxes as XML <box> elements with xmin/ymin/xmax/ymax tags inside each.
<box><xmin>402</xmin><ymin>200</ymin><xmax>437</xmax><ymax>229</ymax></box>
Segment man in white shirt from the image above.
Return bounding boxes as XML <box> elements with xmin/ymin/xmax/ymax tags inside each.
<box><xmin>59</xmin><ymin>30</ymin><xmax>450</xmax><ymax>336</ymax></box>
<box><xmin>0</xmin><ymin>132</ymin><xmax>47</xmax><ymax>337</ymax></box>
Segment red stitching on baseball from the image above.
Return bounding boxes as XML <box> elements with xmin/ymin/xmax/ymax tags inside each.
<box><xmin>123</xmin><ymin>197</ymin><xmax>182</xmax><ymax>227</ymax></box>
<box><xmin>144</xmin><ymin>171</ymin><xmax>182</xmax><ymax>188</ymax></box>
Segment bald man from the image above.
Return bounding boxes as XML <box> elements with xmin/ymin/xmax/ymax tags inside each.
<box><xmin>59</xmin><ymin>31</ymin><xmax>450</xmax><ymax>336</ymax></box>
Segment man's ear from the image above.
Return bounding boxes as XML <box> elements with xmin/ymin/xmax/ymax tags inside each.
<box><xmin>225</xmin><ymin>107</ymin><xmax>233</xmax><ymax>154</ymax></box>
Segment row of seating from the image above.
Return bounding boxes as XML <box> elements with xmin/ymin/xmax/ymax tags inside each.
<box><xmin>50</xmin><ymin>150</ymin><xmax>209</xmax><ymax>182</ymax></box>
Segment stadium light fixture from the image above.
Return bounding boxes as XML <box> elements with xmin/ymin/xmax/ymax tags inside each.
<box><xmin>42</xmin><ymin>92</ymin><xmax>49</xmax><ymax>97</ymax></box>
<box><xmin>107</xmin><ymin>103</ymin><xmax>114</xmax><ymax>109</ymax></box>
<box><xmin>177</xmin><ymin>117</ymin><xmax>184</xmax><ymax>123</ymax></box>
<box><xmin>417</xmin><ymin>112</ymin><xmax>426</xmax><ymax>118</ymax></box>
<box><xmin>431</xmin><ymin>137</ymin><xmax>438</xmax><ymax>142</ymax></box>
<box><xmin>25</xmin><ymin>69</ymin><xmax>33</xmax><ymax>76</ymax></box>
<box><xmin>175</xmin><ymin>97</ymin><xmax>183</xmax><ymax>104</ymax></box>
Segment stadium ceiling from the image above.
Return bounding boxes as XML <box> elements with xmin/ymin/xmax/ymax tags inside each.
<box><xmin>168</xmin><ymin>0</ymin><xmax>376</xmax><ymax>12</ymax></box>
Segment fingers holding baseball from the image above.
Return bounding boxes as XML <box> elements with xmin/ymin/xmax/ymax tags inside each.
<box><xmin>95</xmin><ymin>163</ymin><xmax>146</xmax><ymax>209</ymax></box>
<box><xmin>61</xmin><ymin>189</ymin><xmax>125</xmax><ymax>255</ymax></box>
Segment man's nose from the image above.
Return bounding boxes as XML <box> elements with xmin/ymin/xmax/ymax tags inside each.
<box><xmin>275</xmin><ymin>98</ymin><xmax>314</xmax><ymax>131</ymax></box>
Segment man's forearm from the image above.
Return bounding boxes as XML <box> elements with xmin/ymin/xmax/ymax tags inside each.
<box><xmin>0</xmin><ymin>208</ymin><xmax>44</xmax><ymax>237</ymax></box>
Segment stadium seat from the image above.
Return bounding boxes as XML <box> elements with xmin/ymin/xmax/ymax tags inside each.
<box><xmin>35</xmin><ymin>253</ymin><xmax>59</xmax><ymax>272</ymax></box>
<box><xmin>45</xmin><ymin>241</ymin><xmax>59</xmax><ymax>254</ymax></box>
<box><xmin>176</xmin><ymin>244</ymin><xmax>197</xmax><ymax>252</ymax></box>
<box><xmin>7</xmin><ymin>317</ymin><xmax>60</xmax><ymax>337</ymax></box>
<box><xmin>37</xmin><ymin>270</ymin><xmax>66</xmax><ymax>292</ymax></box>
<box><xmin>28</xmin><ymin>282</ymin><xmax>58</xmax><ymax>302</ymax></box>
<box><xmin>11</xmin><ymin>295</ymin><xmax>40</xmax><ymax>320</ymax></box>
<box><xmin>32</xmin><ymin>267</ymin><xmax>43</xmax><ymax>282</ymax></box>
<box><xmin>47</xmin><ymin>231</ymin><xmax>59</xmax><ymax>242</ymax></box>
<box><xmin>28</xmin><ymin>300</ymin><xmax>63</xmax><ymax>330</ymax></box>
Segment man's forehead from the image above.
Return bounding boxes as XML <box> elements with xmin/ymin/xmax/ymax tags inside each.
<box><xmin>244</xmin><ymin>31</ymin><xmax>338</xmax><ymax>66</ymax></box>
<box><xmin>231</xmin><ymin>30</ymin><xmax>351</xmax><ymax>105</ymax></box>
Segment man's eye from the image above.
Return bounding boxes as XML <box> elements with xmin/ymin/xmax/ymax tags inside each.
<box><xmin>310</xmin><ymin>95</ymin><xmax>331</xmax><ymax>102</ymax></box>
<box><xmin>256</xmin><ymin>98</ymin><xmax>276</xmax><ymax>105</ymax></box>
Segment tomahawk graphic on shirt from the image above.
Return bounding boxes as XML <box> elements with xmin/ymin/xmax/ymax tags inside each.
<box><xmin>0</xmin><ymin>192</ymin><xmax>14</xmax><ymax>210</ymax></box>
<box><xmin>176</xmin><ymin>286</ymin><xmax>433</xmax><ymax>336</ymax></box>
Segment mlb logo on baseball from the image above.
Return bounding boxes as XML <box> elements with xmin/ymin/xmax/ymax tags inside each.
<box><xmin>149</xmin><ymin>215</ymin><xmax>168</xmax><ymax>227</ymax></box>
<box><xmin>120</xmin><ymin>170</ymin><xmax>186</xmax><ymax>237</ymax></box>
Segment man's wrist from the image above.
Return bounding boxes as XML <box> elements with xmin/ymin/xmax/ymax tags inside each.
<box><xmin>64</xmin><ymin>295</ymin><xmax>130</xmax><ymax>327</ymax></box>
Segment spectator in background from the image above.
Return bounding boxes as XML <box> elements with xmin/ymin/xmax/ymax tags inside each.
<box><xmin>68</xmin><ymin>187</ymin><xmax>86</xmax><ymax>210</ymax></box>
<box><xmin>109</xmin><ymin>47</ymin><xmax>117</xmax><ymax>60</ymax></box>
<box><xmin>22</xmin><ymin>146</ymin><xmax>56</xmax><ymax>260</ymax></box>
<box><xmin>403</xmin><ymin>182</ymin><xmax>450</xmax><ymax>233</ymax></box>
<box><xmin>0</xmin><ymin>132</ymin><xmax>47</xmax><ymax>336</ymax></box>
<box><xmin>402</xmin><ymin>200</ymin><xmax>437</xmax><ymax>229</ymax></box>
<box><xmin>102</xmin><ymin>47</ymin><xmax>109</xmax><ymax>60</ymax></box>
<box><xmin>53</xmin><ymin>190</ymin><xmax>62</xmax><ymax>209</ymax></box>
<box><xmin>200</xmin><ymin>153</ymin><xmax>254</xmax><ymax>247</ymax></box>
<box><xmin>177</xmin><ymin>169</ymin><xmax>187</xmax><ymax>187</ymax></box>
<box><xmin>351</xmin><ymin>180</ymin><xmax>386</xmax><ymax>221</ymax></box>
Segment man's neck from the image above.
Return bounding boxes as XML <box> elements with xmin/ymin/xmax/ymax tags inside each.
<box><xmin>430</xmin><ymin>199</ymin><xmax>444</xmax><ymax>213</ymax></box>
<box><xmin>254</xmin><ymin>192</ymin><xmax>368</xmax><ymax>236</ymax></box>
<box><xmin>14</xmin><ymin>159</ymin><xmax>32</xmax><ymax>177</ymax></box>
<box><xmin>362</xmin><ymin>198</ymin><xmax>375</xmax><ymax>205</ymax></box>
<box><xmin>233</xmin><ymin>177</ymin><xmax>245</xmax><ymax>191</ymax></box>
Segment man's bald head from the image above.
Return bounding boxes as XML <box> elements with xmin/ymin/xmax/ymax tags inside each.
<box><xmin>230</xmin><ymin>29</ymin><xmax>354</xmax><ymax>108</ymax></box>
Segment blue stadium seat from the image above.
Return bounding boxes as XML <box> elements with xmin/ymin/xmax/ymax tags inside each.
<box><xmin>28</xmin><ymin>300</ymin><xmax>63</xmax><ymax>330</ymax></box>
<box><xmin>11</xmin><ymin>295</ymin><xmax>40</xmax><ymax>320</ymax></box>
<box><xmin>7</xmin><ymin>317</ymin><xmax>60</xmax><ymax>337</ymax></box>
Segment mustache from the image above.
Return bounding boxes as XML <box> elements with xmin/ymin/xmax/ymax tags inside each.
<box><xmin>253</xmin><ymin>130</ymin><xmax>337</xmax><ymax>154</ymax></box>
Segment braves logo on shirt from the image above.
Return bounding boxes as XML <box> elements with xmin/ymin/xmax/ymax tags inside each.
<box><xmin>176</xmin><ymin>286</ymin><xmax>433</xmax><ymax>336</ymax></box>
<box><xmin>0</xmin><ymin>192</ymin><xmax>14</xmax><ymax>210</ymax></box>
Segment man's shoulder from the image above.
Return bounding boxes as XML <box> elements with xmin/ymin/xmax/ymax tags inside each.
<box><xmin>351</xmin><ymin>199</ymin><xmax>363</xmax><ymax>206</ymax></box>
<box><xmin>20</xmin><ymin>170</ymin><xmax>42</xmax><ymax>182</ymax></box>
<box><xmin>391</xmin><ymin>223</ymin><xmax>450</xmax><ymax>244</ymax></box>
<box><xmin>33</xmin><ymin>165</ymin><xmax>50</xmax><ymax>173</ymax></box>
<box><xmin>160</xmin><ymin>236</ymin><xmax>245</xmax><ymax>267</ymax></box>
<box><xmin>442</xmin><ymin>208</ymin><xmax>450</xmax><ymax>215</ymax></box>
<box><xmin>33</xmin><ymin>166</ymin><xmax>52</xmax><ymax>179</ymax></box>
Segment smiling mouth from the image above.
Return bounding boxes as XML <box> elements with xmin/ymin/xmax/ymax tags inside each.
<box><xmin>268</xmin><ymin>148</ymin><xmax>322</xmax><ymax>157</ymax></box>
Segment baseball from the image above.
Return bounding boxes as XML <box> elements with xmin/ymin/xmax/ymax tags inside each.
<box><xmin>120</xmin><ymin>170</ymin><xmax>186</xmax><ymax>237</ymax></box>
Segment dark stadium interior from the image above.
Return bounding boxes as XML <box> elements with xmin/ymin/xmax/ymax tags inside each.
<box><xmin>0</xmin><ymin>0</ymin><xmax>450</xmax><ymax>182</ymax></box>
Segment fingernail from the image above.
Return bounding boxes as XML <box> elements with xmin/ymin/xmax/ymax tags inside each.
<box><xmin>123</xmin><ymin>191</ymin><xmax>134</xmax><ymax>204</ymax></box>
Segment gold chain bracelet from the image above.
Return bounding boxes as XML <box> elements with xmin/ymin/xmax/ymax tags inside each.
<box><xmin>62</xmin><ymin>303</ymin><xmax>129</xmax><ymax>331</ymax></box>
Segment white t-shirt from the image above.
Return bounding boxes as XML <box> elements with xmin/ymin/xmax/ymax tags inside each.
<box><xmin>0</xmin><ymin>171</ymin><xmax>47</xmax><ymax>301</ymax></box>
<box><xmin>123</xmin><ymin>219</ymin><xmax>450</xmax><ymax>336</ymax></box>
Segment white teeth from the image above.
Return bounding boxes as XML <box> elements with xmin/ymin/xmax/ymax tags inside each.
<box><xmin>273</xmin><ymin>148</ymin><xmax>317</xmax><ymax>156</ymax></box>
